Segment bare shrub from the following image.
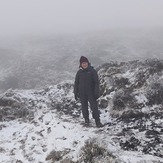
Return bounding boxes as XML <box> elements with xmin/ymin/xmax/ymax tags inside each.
<box><xmin>146</xmin><ymin>82</ymin><xmax>163</xmax><ymax>106</ymax></box>
<box><xmin>112</xmin><ymin>89</ymin><xmax>134</xmax><ymax>113</ymax></box>
<box><xmin>79</xmin><ymin>139</ymin><xmax>116</xmax><ymax>163</ymax></box>
<box><xmin>46</xmin><ymin>150</ymin><xmax>63</xmax><ymax>162</ymax></box>
<box><xmin>114</xmin><ymin>77</ymin><xmax>130</xmax><ymax>89</ymax></box>
<box><xmin>46</xmin><ymin>148</ymin><xmax>71</xmax><ymax>162</ymax></box>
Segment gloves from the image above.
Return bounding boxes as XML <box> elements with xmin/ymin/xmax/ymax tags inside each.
<box><xmin>75</xmin><ymin>93</ymin><xmax>79</xmax><ymax>101</ymax></box>
<box><xmin>95</xmin><ymin>95</ymin><xmax>99</xmax><ymax>100</ymax></box>
<box><xmin>94</xmin><ymin>92</ymin><xmax>99</xmax><ymax>100</ymax></box>
<box><xmin>94</xmin><ymin>87</ymin><xmax>100</xmax><ymax>100</ymax></box>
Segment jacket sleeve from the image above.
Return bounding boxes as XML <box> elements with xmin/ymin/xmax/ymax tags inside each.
<box><xmin>74</xmin><ymin>71</ymin><xmax>79</xmax><ymax>95</ymax></box>
<box><xmin>92</xmin><ymin>69</ymin><xmax>100</xmax><ymax>98</ymax></box>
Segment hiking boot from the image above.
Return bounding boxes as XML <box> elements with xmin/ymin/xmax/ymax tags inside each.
<box><xmin>85</xmin><ymin>119</ymin><xmax>89</xmax><ymax>126</ymax></box>
<box><xmin>95</xmin><ymin>120</ymin><xmax>104</xmax><ymax>128</ymax></box>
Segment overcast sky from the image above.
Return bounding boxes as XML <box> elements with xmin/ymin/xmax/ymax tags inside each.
<box><xmin>0</xmin><ymin>0</ymin><xmax>163</xmax><ymax>36</ymax></box>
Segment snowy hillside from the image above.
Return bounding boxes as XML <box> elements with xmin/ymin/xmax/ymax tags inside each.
<box><xmin>1</xmin><ymin>29</ymin><xmax>163</xmax><ymax>91</ymax></box>
<box><xmin>0</xmin><ymin>59</ymin><xmax>163</xmax><ymax>163</ymax></box>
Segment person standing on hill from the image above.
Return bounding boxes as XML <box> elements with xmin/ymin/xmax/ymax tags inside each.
<box><xmin>74</xmin><ymin>56</ymin><xmax>103</xmax><ymax>127</ymax></box>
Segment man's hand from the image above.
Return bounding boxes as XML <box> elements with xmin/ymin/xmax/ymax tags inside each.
<box><xmin>94</xmin><ymin>93</ymin><xmax>99</xmax><ymax>100</ymax></box>
<box><xmin>75</xmin><ymin>94</ymin><xmax>79</xmax><ymax>101</ymax></box>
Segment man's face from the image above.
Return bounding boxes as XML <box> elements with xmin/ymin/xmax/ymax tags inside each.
<box><xmin>81</xmin><ymin>62</ymin><xmax>88</xmax><ymax>69</ymax></box>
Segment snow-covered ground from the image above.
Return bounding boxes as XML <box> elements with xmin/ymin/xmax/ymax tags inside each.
<box><xmin>0</xmin><ymin>110</ymin><xmax>97</xmax><ymax>162</ymax></box>
<box><xmin>0</xmin><ymin>89</ymin><xmax>162</xmax><ymax>162</ymax></box>
<box><xmin>1</xmin><ymin>99</ymin><xmax>162</xmax><ymax>163</ymax></box>
<box><xmin>0</xmin><ymin>59</ymin><xmax>163</xmax><ymax>163</ymax></box>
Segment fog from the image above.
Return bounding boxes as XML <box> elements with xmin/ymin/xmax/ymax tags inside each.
<box><xmin>0</xmin><ymin>0</ymin><xmax>163</xmax><ymax>36</ymax></box>
<box><xmin>0</xmin><ymin>0</ymin><xmax>163</xmax><ymax>91</ymax></box>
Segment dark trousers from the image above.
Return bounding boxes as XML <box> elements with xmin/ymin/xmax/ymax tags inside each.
<box><xmin>80</xmin><ymin>94</ymin><xmax>100</xmax><ymax>121</ymax></box>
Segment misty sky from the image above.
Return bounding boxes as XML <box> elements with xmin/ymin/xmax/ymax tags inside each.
<box><xmin>0</xmin><ymin>0</ymin><xmax>163</xmax><ymax>36</ymax></box>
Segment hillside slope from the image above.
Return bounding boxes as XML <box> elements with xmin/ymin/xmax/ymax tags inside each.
<box><xmin>0</xmin><ymin>59</ymin><xmax>163</xmax><ymax>163</ymax></box>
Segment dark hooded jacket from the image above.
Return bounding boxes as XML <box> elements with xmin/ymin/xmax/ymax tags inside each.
<box><xmin>74</xmin><ymin>65</ymin><xmax>99</xmax><ymax>99</ymax></box>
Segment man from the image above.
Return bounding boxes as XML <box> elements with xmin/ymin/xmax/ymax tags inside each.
<box><xmin>74</xmin><ymin>56</ymin><xmax>103</xmax><ymax>127</ymax></box>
